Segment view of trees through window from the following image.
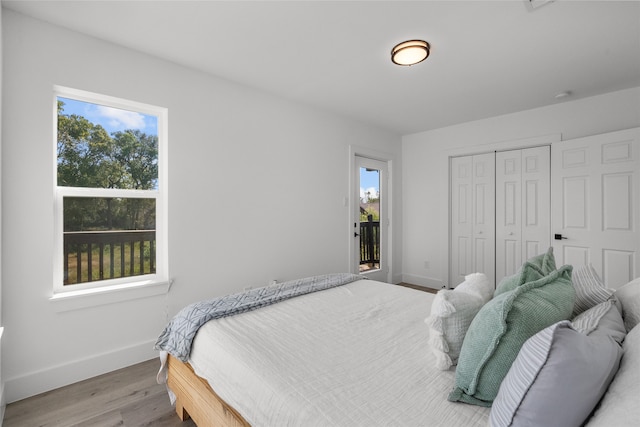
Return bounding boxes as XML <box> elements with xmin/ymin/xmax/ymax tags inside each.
<box><xmin>57</xmin><ymin>96</ymin><xmax>159</xmax><ymax>285</ymax></box>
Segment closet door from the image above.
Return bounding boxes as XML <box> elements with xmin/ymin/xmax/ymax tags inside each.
<box><xmin>450</xmin><ymin>156</ymin><xmax>473</xmax><ymax>286</ymax></box>
<box><xmin>495</xmin><ymin>146</ymin><xmax>551</xmax><ymax>284</ymax></box>
<box><xmin>472</xmin><ymin>153</ymin><xmax>496</xmax><ymax>286</ymax></box>
<box><xmin>450</xmin><ymin>153</ymin><xmax>495</xmax><ymax>286</ymax></box>
<box><xmin>496</xmin><ymin>150</ymin><xmax>523</xmax><ymax>279</ymax></box>
<box><xmin>552</xmin><ymin>128</ymin><xmax>640</xmax><ymax>288</ymax></box>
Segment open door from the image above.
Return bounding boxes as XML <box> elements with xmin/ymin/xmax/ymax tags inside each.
<box><xmin>353</xmin><ymin>156</ymin><xmax>388</xmax><ymax>282</ymax></box>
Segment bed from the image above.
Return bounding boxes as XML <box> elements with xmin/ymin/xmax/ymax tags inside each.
<box><xmin>156</xmin><ymin>274</ymin><xmax>490</xmax><ymax>426</ymax></box>
<box><xmin>156</xmin><ymin>270</ymin><xmax>640</xmax><ymax>427</ymax></box>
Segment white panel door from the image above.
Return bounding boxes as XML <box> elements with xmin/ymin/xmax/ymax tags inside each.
<box><xmin>496</xmin><ymin>150</ymin><xmax>523</xmax><ymax>281</ymax></box>
<box><xmin>450</xmin><ymin>153</ymin><xmax>495</xmax><ymax>287</ymax></box>
<box><xmin>496</xmin><ymin>146</ymin><xmax>551</xmax><ymax>284</ymax></box>
<box><xmin>552</xmin><ymin>128</ymin><xmax>640</xmax><ymax>289</ymax></box>
<box><xmin>450</xmin><ymin>156</ymin><xmax>473</xmax><ymax>285</ymax></box>
<box><xmin>521</xmin><ymin>147</ymin><xmax>551</xmax><ymax>262</ymax></box>
<box><xmin>472</xmin><ymin>153</ymin><xmax>496</xmax><ymax>286</ymax></box>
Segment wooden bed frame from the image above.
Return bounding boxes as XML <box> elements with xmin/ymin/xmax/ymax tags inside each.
<box><xmin>167</xmin><ymin>354</ymin><xmax>250</xmax><ymax>427</ymax></box>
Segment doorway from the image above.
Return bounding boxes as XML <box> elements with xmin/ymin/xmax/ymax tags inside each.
<box><xmin>353</xmin><ymin>155</ymin><xmax>388</xmax><ymax>282</ymax></box>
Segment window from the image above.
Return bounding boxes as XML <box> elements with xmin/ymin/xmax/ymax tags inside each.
<box><xmin>53</xmin><ymin>86</ymin><xmax>167</xmax><ymax>295</ymax></box>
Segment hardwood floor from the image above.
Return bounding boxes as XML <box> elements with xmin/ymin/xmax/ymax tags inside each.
<box><xmin>3</xmin><ymin>358</ymin><xmax>194</xmax><ymax>427</ymax></box>
<box><xmin>397</xmin><ymin>282</ymin><xmax>438</xmax><ymax>294</ymax></box>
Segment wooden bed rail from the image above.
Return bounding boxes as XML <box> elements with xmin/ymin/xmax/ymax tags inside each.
<box><xmin>167</xmin><ymin>354</ymin><xmax>250</xmax><ymax>427</ymax></box>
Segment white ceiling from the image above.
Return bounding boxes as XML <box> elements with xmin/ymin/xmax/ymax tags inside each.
<box><xmin>4</xmin><ymin>0</ymin><xmax>640</xmax><ymax>135</ymax></box>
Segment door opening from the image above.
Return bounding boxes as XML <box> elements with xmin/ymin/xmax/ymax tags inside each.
<box><xmin>353</xmin><ymin>155</ymin><xmax>388</xmax><ymax>282</ymax></box>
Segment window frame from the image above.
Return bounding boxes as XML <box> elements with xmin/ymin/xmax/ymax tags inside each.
<box><xmin>52</xmin><ymin>86</ymin><xmax>168</xmax><ymax>296</ymax></box>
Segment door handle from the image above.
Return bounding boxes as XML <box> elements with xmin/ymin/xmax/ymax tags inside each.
<box><xmin>554</xmin><ymin>233</ymin><xmax>568</xmax><ymax>240</ymax></box>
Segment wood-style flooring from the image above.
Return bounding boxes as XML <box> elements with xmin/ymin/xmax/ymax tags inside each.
<box><xmin>3</xmin><ymin>282</ymin><xmax>434</xmax><ymax>427</ymax></box>
<box><xmin>3</xmin><ymin>358</ymin><xmax>193</xmax><ymax>427</ymax></box>
<box><xmin>397</xmin><ymin>282</ymin><xmax>438</xmax><ymax>293</ymax></box>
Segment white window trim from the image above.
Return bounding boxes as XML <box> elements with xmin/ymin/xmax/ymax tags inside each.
<box><xmin>51</xmin><ymin>86</ymin><xmax>168</xmax><ymax>306</ymax></box>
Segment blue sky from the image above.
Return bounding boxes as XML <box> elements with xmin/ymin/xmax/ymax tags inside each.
<box><xmin>58</xmin><ymin>97</ymin><xmax>158</xmax><ymax>136</ymax></box>
<box><xmin>360</xmin><ymin>168</ymin><xmax>380</xmax><ymax>202</ymax></box>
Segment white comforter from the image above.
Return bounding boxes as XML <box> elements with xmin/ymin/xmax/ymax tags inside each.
<box><xmin>188</xmin><ymin>279</ymin><xmax>489</xmax><ymax>427</ymax></box>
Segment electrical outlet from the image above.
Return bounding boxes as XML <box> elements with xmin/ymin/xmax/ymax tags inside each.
<box><xmin>423</xmin><ymin>260</ymin><xmax>430</xmax><ymax>269</ymax></box>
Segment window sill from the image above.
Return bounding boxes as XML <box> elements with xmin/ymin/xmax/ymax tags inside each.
<box><xmin>50</xmin><ymin>279</ymin><xmax>169</xmax><ymax>313</ymax></box>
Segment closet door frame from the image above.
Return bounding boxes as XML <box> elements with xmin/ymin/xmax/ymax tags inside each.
<box><xmin>447</xmin><ymin>135</ymin><xmax>560</xmax><ymax>288</ymax></box>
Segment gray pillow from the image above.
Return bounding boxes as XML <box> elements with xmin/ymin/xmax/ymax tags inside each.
<box><xmin>490</xmin><ymin>321</ymin><xmax>623</xmax><ymax>427</ymax></box>
<box><xmin>572</xmin><ymin>264</ymin><xmax>615</xmax><ymax>317</ymax></box>
<box><xmin>572</xmin><ymin>300</ymin><xmax>626</xmax><ymax>344</ymax></box>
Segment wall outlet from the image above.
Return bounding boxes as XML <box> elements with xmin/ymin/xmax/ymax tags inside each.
<box><xmin>423</xmin><ymin>261</ymin><xmax>430</xmax><ymax>269</ymax></box>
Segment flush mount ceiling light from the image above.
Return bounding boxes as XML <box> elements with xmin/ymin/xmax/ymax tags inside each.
<box><xmin>391</xmin><ymin>40</ymin><xmax>430</xmax><ymax>66</ymax></box>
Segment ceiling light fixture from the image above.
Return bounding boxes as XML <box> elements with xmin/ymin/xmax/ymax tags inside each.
<box><xmin>391</xmin><ymin>40</ymin><xmax>430</xmax><ymax>66</ymax></box>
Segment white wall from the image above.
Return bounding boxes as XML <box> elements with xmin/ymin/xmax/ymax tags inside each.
<box><xmin>1</xmin><ymin>10</ymin><xmax>401</xmax><ymax>402</ymax></box>
<box><xmin>0</xmin><ymin>3</ymin><xmax>5</xmax><ymax>421</ymax></box>
<box><xmin>402</xmin><ymin>87</ymin><xmax>640</xmax><ymax>289</ymax></box>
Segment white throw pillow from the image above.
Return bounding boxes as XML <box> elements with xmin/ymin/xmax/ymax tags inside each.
<box><xmin>585</xmin><ymin>323</ymin><xmax>640</xmax><ymax>426</ymax></box>
<box><xmin>455</xmin><ymin>272</ymin><xmax>493</xmax><ymax>304</ymax></box>
<box><xmin>426</xmin><ymin>272</ymin><xmax>492</xmax><ymax>370</ymax></box>
<box><xmin>615</xmin><ymin>277</ymin><xmax>640</xmax><ymax>332</ymax></box>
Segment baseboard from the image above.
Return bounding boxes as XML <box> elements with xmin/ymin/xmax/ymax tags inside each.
<box><xmin>4</xmin><ymin>339</ymin><xmax>158</xmax><ymax>404</ymax></box>
<box><xmin>401</xmin><ymin>273</ymin><xmax>445</xmax><ymax>290</ymax></box>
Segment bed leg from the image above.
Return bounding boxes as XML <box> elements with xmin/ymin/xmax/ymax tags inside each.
<box><xmin>176</xmin><ymin>400</ymin><xmax>191</xmax><ymax>421</ymax></box>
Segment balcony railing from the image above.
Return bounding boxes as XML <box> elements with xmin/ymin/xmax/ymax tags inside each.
<box><xmin>63</xmin><ymin>230</ymin><xmax>156</xmax><ymax>285</ymax></box>
<box><xmin>360</xmin><ymin>216</ymin><xmax>380</xmax><ymax>269</ymax></box>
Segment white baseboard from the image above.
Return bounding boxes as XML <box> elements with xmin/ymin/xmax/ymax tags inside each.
<box><xmin>401</xmin><ymin>273</ymin><xmax>446</xmax><ymax>290</ymax></box>
<box><xmin>4</xmin><ymin>339</ymin><xmax>158</xmax><ymax>404</ymax></box>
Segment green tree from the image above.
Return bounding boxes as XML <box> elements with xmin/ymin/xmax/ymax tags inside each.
<box><xmin>58</xmin><ymin>101</ymin><xmax>158</xmax><ymax>231</ymax></box>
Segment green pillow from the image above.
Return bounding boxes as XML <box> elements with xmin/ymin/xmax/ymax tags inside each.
<box><xmin>528</xmin><ymin>246</ymin><xmax>557</xmax><ymax>274</ymax></box>
<box><xmin>448</xmin><ymin>264</ymin><xmax>575</xmax><ymax>407</ymax></box>
<box><xmin>494</xmin><ymin>247</ymin><xmax>556</xmax><ymax>297</ymax></box>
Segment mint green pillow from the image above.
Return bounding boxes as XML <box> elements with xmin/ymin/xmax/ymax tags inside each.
<box><xmin>494</xmin><ymin>247</ymin><xmax>556</xmax><ymax>297</ymax></box>
<box><xmin>528</xmin><ymin>246</ymin><xmax>557</xmax><ymax>274</ymax></box>
<box><xmin>449</xmin><ymin>264</ymin><xmax>575</xmax><ymax>407</ymax></box>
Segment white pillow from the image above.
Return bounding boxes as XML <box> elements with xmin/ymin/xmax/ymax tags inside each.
<box><xmin>572</xmin><ymin>264</ymin><xmax>615</xmax><ymax>316</ymax></box>
<box><xmin>426</xmin><ymin>272</ymin><xmax>492</xmax><ymax>370</ymax></box>
<box><xmin>585</xmin><ymin>323</ymin><xmax>640</xmax><ymax>427</ymax></box>
<box><xmin>615</xmin><ymin>277</ymin><xmax>640</xmax><ymax>332</ymax></box>
<box><xmin>455</xmin><ymin>272</ymin><xmax>493</xmax><ymax>304</ymax></box>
